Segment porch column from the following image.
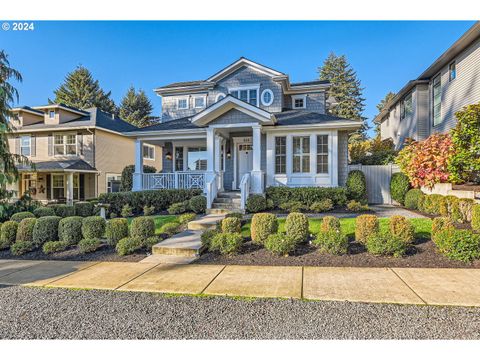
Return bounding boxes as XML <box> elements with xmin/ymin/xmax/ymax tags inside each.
<box><xmin>133</xmin><ymin>139</ymin><xmax>143</xmax><ymax>191</ymax></box>
<box><xmin>251</xmin><ymin>125</ymin><xmax>264</xmax><ymax>193</ymax></box>
<box><xmin>66</xmin><ymin>172</ymin><xmax>74</xmax><ymax>205</ymax></box>
<box><xmin>206</xmin><ymin>128</ymin><xmax>215</xmax><ymax>173</ymax></box>
<box><xmin>214</xmin><ymin>134</ymin><xmax>224</xmax><ymax>191</ymax></box>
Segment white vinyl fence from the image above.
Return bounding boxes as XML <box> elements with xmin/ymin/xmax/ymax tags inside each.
<box><xmin>347</xmin><ymin>164</ymin><xmax>400</xmax><ymax>204</ymax></box>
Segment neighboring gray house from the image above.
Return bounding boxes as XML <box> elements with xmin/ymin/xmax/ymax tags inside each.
<box><xmin>375</xmin><ymin>21</ymin><xmax>480</xmax><ymax>149</ymax></box>
<box><xmin>125</xmin><ymin>58</ymin><xmax>362</xmax><ymax>211</ymax></box>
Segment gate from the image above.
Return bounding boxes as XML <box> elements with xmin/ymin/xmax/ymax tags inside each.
<box><xmin>347</xmin><ymin>164</ymin><xmax>400</xmax><ymax>204</ymax></box>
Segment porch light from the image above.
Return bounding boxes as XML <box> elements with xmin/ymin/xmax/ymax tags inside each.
<box><xmin>226</xmin><ymin>150</ymin><xmax>231</xmax><ymax>159</ymax></box>
<box><xmin>165</xmin><ymin>152</ymin><xmax>172</xmax><ymax>160</ymax></box>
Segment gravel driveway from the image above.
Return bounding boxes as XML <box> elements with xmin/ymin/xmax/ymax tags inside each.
<box><xmin>0</xmin><ymin>286</ymin><xmax>479</xmax><ymax>339</ymax></box>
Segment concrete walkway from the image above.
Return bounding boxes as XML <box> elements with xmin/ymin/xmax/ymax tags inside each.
<box><xmin>1</xmin><ymin>259</ymin><xmax>480</xmax><ymax>307</ymax></box>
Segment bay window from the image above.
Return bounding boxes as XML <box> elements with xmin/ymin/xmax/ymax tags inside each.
<box><xmin>292</xmin><ymin>136</ymin><xmax>310</xmax><ymax>173</ymax></box>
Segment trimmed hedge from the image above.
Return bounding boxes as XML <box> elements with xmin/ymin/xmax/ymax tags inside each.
<box><xmin>0</xmin><ymin>221</ymin><xmax>18</xmax><ymax>249</ymax></box>
<box><xmin>50</xmin><ymin>204</ymin><xmax>75</xmax><ymax>218</ymax></box>
<box><xmin>99</xmin><ymin>189</ymin><xmax>201</xmax><ymax>217</ymax></box>
<box><xmin>434</xmin><ymin>228</ymin><xmax>480</xmax><ymax>263</ymax></box>
<box><xmin>10</xmin><ymin>211</ymin><xmax>35</xmax><ymax>223</ymax></box>
<box><xmin>210</xmin><ymin>232</ymin><xmax>243</xmax><ymax>255</ymax></box>
<box><xmin>78</xmin><ymin>238</ymin><xmax>102</xmax><ymax>253</ymax></box>
<box><xmin>168</xmin><ymin>201</ymin><xmax>188</xmax><ymax>215</ymax></box>
<box><xmin>81</xmin><ymin>216</ymin><xmax>106</xmax><ymax>239</ymax></box>
<box><xmin>266</xmin><ymin>186</ymin><xmax>347</xmax><ymax>209</ymax></box>
<box><xmin>221</xmin><ymin>217</ymin><xmax>241</xmax><ymax>234</ymax></box>
<box><xmin>116</xmin><ymin>237</ymin><xmax>143</xmax><ymax>256</ymax></box>
<box><xmin>251</xmin><ymin>213</ymin><xmax>278</xmax><ymax>245</ymax></box>
<box><xmin>366</xmin><ymin>232</ymin><xmax>407</xmax><ymax>257</ymax></box>
<box><xmin>43</xmin><ymin>240</ymin><xmax>69</xmax><ymax>254</ymax></box>
<box><xmin>390</xmin><ymin>173</ymin><xmax>410</xmax><ymax>205</ymax></box>
<box><xmin>11</xmin><ymin>241</ymin><xmax>34</xmax><ymax>255</ymax></box>
<box><xmin>355</xmin><ymin>215</ymin><xmax>379</xmax><ymax>244</ymax></box>
<box><xmin>310</xmin><ymin>199</ymin><xmax>334</xmax><ymax>213</ymax></box>
<box><xmin>285</xmin><ymin>212</ymin><xmax>309</xmax><ymax>243</ymax></box>
<box><xmin>178</xmin><ymin>213</ymin><xmax>196</xmax><ymax>224</ymax></box>
<box><xmin>160</xmin><ymin>222</ymin><xmax>181</xmax><ymax>237</ymax></box>
<box><xmin>130</xmin><ymin>217</ymin><xmax>155</xmax><ymax>240</ymax></box>
<box><xmin>16</xmin><ymin>218</ymin><xmax>37</xmax><ymax>243</ymax></box>
<box><xmin>472</xmin><ymin>204</ymin><xmax>480</xmax><ymax>232</ymax></box>
<box><xmin>346</xmin><ymin>200</ymin><xmax>369</xmax><ymax>212</ymax></box>
<box><xmin>120</xmin><ymin>164</ymin><xmax>157</xmax><ymax>192</ymax></box>
<box><xmin>265</xmin><ymin>233</ymin><xmax>297</xmax><ymax>256</ymax></box>
<box><xmin>105</xmin><ymin>218</ymin><xmax>129</xmax><ymax>246</ymax></box>
<box><xmin>58</xmin><ymin>216</ymin><xmax>84</xmax><ymax>245</ymax></box>
<box><xmin>313</xmin><ymin>229</ymin><xmax>348</xmax><ymax>255</ymax></box>
<box><xmin>201</xmin><ymin>229</ymin><xmax>219</xmax><ymax>249</ymax></box>
<box><xmin>189</xmin><ymin>195</ymin><xmax>206</xmax><ymax>214</ymax></box>
<box><xmin>346</xmin><ymin>170</ymin><xmax>367</xmax><ymax>204</ymax></box>
<box><xmin>389</xmin><ymin>215</ymin><xmax>415</xmax><ymax>245</ymax></box>
<box><xmin>279</xmin><ymin>201</ymin><xmax>307</xmax><ymax>213</ymax></box>
<box><xmin>404</xmin><ymin>189</ymin><xmax>424</xmax><ymax>210</ymax></box>
<box><xmin>431</xmin><ymin>217</ymin><xmax>455</xmax><ymax>244</ymax></box>
<box><xmin>33</xmin><ymin>207</ymin><xmax>56</xmax><ymax>218</ymax></box>
<box><xmin>246</xmin><ymin>195</ymin><xmax>267</xmax><ymax>213</ymax></box>
<box><xmin>74</xmin><ymin>202</ymin><xmax>94</xmax><ymax>217</ymax></box>
<box><xmin>33</xmin><ymin>216</ymin><xmax>61</xmax><ymax>247</ymax></box>
<box><xmin>320</xmin><ymin>216</ymin><xmax>341</xmax><ymax>232</ymax></box>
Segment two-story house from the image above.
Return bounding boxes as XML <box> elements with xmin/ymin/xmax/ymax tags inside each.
<box><xmin>7</xmin><ymin>104</ymin><xmax>162</xmax><ymax>204</ymax></box>
<box><xmin>126</xmin><ymin>57</ymin><xmax>362</xmax><ymax>210</ymax></box>
<box><xmin>375</xmin><ymin>21</ymin><xmax>480</xmax><ymax>149</ymax></box>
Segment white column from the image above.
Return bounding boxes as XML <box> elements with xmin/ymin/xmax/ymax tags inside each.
<box><xmin>206</xmin><ymin>128</ymin><xmax>215</xmax><ymax>173</ymax></box>
<box><xmin>250</xmin><ymin>125</ymin><xmax>264</xmax><ymax>193</ymax></box>
<box><xmin>133</xmin><ymin>139</ymin><xmax>143</xmax><ymax>191</ymax></box>
<box><xmin>331</xmin><ymin>130</ymin><xmax>339</xmax><ymax>186</ymax></box>
<box><xmin>214</xmin><ymin>135</ymin><xmax>224</xmax><ymax>191</ymax></box>
<box><xmin>66</xmin><ymin>172</ymin><xmax>74</xmax><ymax>205</ymax></box>
<box><xmin>265</xmin><ymin>133</ymin><xmax>275</xmax><ymax>187</ymax></box>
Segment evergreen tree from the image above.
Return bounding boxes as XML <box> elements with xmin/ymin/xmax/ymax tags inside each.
<box><xmin>51</xmin><ymin>65</ymin><xmax>116</xmax><ymax>113</ymax></box>
<box><xmin>374</xmin><ymin>91</ymin><xmax>396</xmax><ymax>137</ymax></box>
<box><xmin>119</xmin><ymin>86</ymin><xmax>155</xmax><ymax>127</ymax></box>
<box><xmin>318</xmin><ymin>53</ymin><xmax>368</xmax><ymax>143</ymax></box>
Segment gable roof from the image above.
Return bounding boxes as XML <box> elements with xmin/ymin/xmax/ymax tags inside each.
<box><xmin>206</xmin><ymin>57</ymin><xmax>285</xmax><ymax>82</ymax></box>
<box><xmin>274</xmin><ymin>110</ymin><xmax>362</xmax><ymax>128</ymax></box>
<box><xmin>11</xmin><ymin>106</ymin><xmax>44</xmax><ymax>116</ymax></box>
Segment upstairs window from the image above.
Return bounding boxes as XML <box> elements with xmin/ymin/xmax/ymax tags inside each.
<box><xmin>49</xmin><ymin>110</ymin><xmax>55</xmax><ymax>119</ymax></box>
<box><xmin>143</xmin><ymin>144</ymin><xmax>155</xmax><ymax>160</ymax></box>
<box><xmin>229</xmin><ymin>87</ymin><xmax>259</xmax><ymax>106</ymax></box>
<box><xmin>400</xmin><ymin>92</ymin><xmax>413</xmax><ymax>120</ymax></box>
<box><xmin>432</xmin><ymin>75</ymin><xmax>442</xmax><ymax>126</ymax></box>
<box><xmin>261</xmin><ymin>89</ymin><xmax>274</xmax><ymax>106</ymax></box>
<box><xmin>194</xmin><ymin>96</ymin><xmax>206</xmax><ymax>109</ymax></box>
<box><xmin>449</xmin><ymin>62</ymin><xmax>456</xmax><ymax>81</ymax></box>
<box><xmin>177</xmin><ymin>98</ymin><xmax>189</xmax><ymax>110</ymax></box>
<box><xmin>20</xmin><ymin>135</ymin><xmax>31</xmax><ymax>157</ymax></box>
<box><xmin>292</xmin><ymin>95</ymin><xmax>306</xmax><ymax>109</ymax></box>
<box><xmin>54</xmin><ymin>134</ymin><xmax>76</xmax><ymax>156</ymax></box>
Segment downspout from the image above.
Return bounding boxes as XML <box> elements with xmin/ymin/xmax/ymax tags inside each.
<box><xmin>86</xmin><ymin>127</ymin><xmax>97</xmax><ymax>198</ymax></box>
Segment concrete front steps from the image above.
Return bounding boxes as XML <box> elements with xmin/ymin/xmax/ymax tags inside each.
<box><xmin>206</xmin><ymin>191</ymin><xmax>242</xmax><ymax>215</ymax></box>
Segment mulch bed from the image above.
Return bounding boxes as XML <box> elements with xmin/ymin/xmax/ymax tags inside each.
<box><xmin>0</xmin><ymin>244</ymin><xmax>148</xmax><ymax>263</ymax></box>
<box><xmin>194</xmin><ymin>238</ymin><xmax>480</xmax><ymax>269</ymax></box>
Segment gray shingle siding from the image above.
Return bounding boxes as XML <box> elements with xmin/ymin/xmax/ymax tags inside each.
<box><xmin>338</xmin><ymin>131</ymin><xmax>349</xmax><ymax>186</ymax></box>
<box><xmin>208</xmin><ymin>109</ymin><xmax>261</xmax><ymax>126</ymax></box>
<box><xmin>283</xmin><ymin>92</ymin><xmax>326</xmax><ymax>114</ymax></box>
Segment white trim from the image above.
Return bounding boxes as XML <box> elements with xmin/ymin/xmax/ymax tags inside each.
<box><xmin>53</xmin><ymin>132</ymin><xmax>78</xmax><ymax>157</ymax></box>
<box><xmin>228</xmin><ymin>84</ymin><xmax>260</xmax><ymax>107</ymax></box>
<box><xmin>263</xmin><ymin>122</ymin><xmax>363</xmax><ymax>131</ymax></box>
<box><xmin>20</xmin><ymin>135</ymin><xmax>31</xmax><ymax>157</ymax></box>
<box><xmin>292</xmin><ymin>94</ymin><xmax>307</xmax><ymax>109</ymax></box>
<box><xmin>261</xmin><ymin>89</ymin><xmax>274</xmax><ymax>106</ymax></box>
<box><xmin>232</xmin><ymin>136</ymin><xmax>253</xmax><ymax>190</ymax></box>
<box><xmin>48</xmin><ymin>110</ymin><xmax>55</xmax><ymax>119</ymax></box>
<box><xmin>206</xmin><ymin>58</ymin><xmax>284</xmax><ymax>82</ymax></box>
<box><xmin>193</xmin><ymin>95</ymin><xmax>207</xmax><ymax>109</ymax></box>
<box><xmin>106</xmin><ymin>173</ymin><xmax>122</xmax><ymax>193</ymax></box>
<box><xmin>33</xmin><ymin>104</ymin><xmax>89</xmax><ymax>116</ymax></box>
<box><xmin>11</xmin><ymin>108</ymin><xmax>44</xmax><ymax>117</ymax></box>
<box><xmin>215</xmin><ymin>93</ymin><xmax>227</xmax><ymax>102</ymax></box>
<box><xmin>177</xmin><ymin>96</ymin><xmax>189</xmax><ymax>110</ymax></box>
<box><xmin>142</xmin><ymin>143</ymin><xmax>155</xmax><ymax>160</ymax></box>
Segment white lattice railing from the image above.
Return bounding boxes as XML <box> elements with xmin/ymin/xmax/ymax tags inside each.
<box><xmin>142</xmin><ymin>172</ymin><xmax>206</xmax><ymax>190</ymax></box>
<box><xmin>205</xmin><ymin>172</ymin><xmax>218</xmax><ymax>209</ymax></box>
<box><xmin>239</xmin><ymin>173</ymin><xmax>251</xmax><ymax>210</ymax></box>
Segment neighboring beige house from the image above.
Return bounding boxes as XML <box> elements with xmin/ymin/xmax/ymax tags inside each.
<box><xmin>7</xmin><ymin>104</ymin><xmax>162</xmax><ymax>204</ymax></box>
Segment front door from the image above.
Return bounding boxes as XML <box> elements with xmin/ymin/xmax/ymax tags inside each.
<box><xmin>237</xmin><ymin>143</ymin><xmax>253</xmax><ymax>188</ymax></box>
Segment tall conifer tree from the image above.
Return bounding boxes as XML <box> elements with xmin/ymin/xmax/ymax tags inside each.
<box><xmin>119</xmin><ymin>86</ymin><xmax>155</xmax><ymax>127</ymax></box>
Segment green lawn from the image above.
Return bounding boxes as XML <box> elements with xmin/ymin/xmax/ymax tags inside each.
<box><xmin>127</xmin><ymin>215</ymin><xmax>179</xmax><ymax>234</ymax></box>
<box><xmin>241</xmin><ymin>217</ymin><xmax>432</xmax><ymax>240</ymax></box>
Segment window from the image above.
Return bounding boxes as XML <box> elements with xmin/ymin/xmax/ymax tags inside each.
<box><xmin>400</xmin><ymin>92</ymin><xmax>413</xmax><ymax>120</ymax></box>
<box><xmin>275</xmin><ymin>137</ymin><xmax>286</xmax><ymax>174</ymax></box>
<box><xmin>177</xmin><ymin>98</ymin><xmax>189</xmax><ymax>110</ymax></box>
<box><xmin>229</xmin><ymin>87</ymin><xmax>259</xmax><ymax>106</ymax></box>
<box><xmin>73</xmin><ymin>174</ymin><xmax>80</xmax><ymax>200</ymax></box>
<box><xmin>194</xmin><ymin>96</ymin><xmax>205</xmax><ymax>109</ymax></box>
<box><xmin>317</xmin><ymin>135</ymin><xmax>329</xmax><ymax>174</ymax></box>
<box><xmin>432</xmin><ymin>75</ymin><xmax>442</xmax><ymax>126</ymax></box>
<box><xmin>175</xmin><ymin>146</ymin><xmax>184</xmax><ymax>171</ymax></box>
<box><xmin>49</xmin><ymin>110</ymin><xmax>55</xmax><ymax>119</ymax></box>
<box><xmin>52</xmin><ymin>174</ymin><xmax>65</xmax><ymax>199</ymax></box>
<box><xmin>143</xmin><ymin>144</ymin><xmax>155</xmax><ymax>160</ymax></box>
<box><xmin>107</xmin><ymin>174</ymin><xmax>121</xmax><ymax>193</ymax></box>
<box><xmin>449</xmin><ymin>62</ymin><xmax>456</xmax><ymax>81</ymax></box>
<box><xmin>261</xmin><ymin>89</ymin><xmax>274</xmax><ymax>106</ymax></box>
<box><xmin>20</xmin><ymin>135</ymin><xmax>31</xmax><ymax>156</ymax></box>
<box><xmin>292</xmin><ymin>136</ymin><xmax>310</xmax><ymax>173</ymax></box>
<box><xmin>216</xmin><ymin>93</ymin><xmax>226</xmax><ymax>102</ymax></box>
<box><xmin>54</xmin><ymin>134</ymin><xmax>76</xmax><ymax>156</ymax></box>
<box><xmin>292</xmin><ymin>95</ymin><xmax>306</xmax><ymax>109</ymax></box>
<box><xmin>187</xmin><ymin>147</ymin><xmax>207</xmax><ymax>171</ymax></box>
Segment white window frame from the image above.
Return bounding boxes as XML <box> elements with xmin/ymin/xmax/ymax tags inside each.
<box><xmin>316</xmin><ymin>134</ymin><xmax>329</xmax><ymax>174</ymax></box>
<box><xmin>449</xmin><ymin>61</ymin><xmax>456</xmax><ymax>82</ymax></box>
<box><xmin>261</xmin><ymin>89</ymin><xmax>274</xmax><ymax>106</ymax></box>
<box><xmin>215</xmin><ymin>92</ymin><xmax>226</xmax><ymax>102</ymax></box>
<box><xmin>177</xmin><ymin>97</ymin><xmax>189</xmax><ymax>110</ymax></box>
<box><xmin>51</xmin><ymin>174</ymin><xmax>65</xmax><ymax>199</ymax></box>
<box><xmin>49</xmin><ymin>110</ymin><xmax>55</xmax><ymax>119</ymax></box>
<box><xmin>106</xmin><ymin>173</ymin><xmax>122</xmax><ymax>193</ymax></box>
<box><xmin>193</xmin><ymin>95</ymin><xmax>206</xmax><ymax>109</ymax></box>
<box><xmin>400</xmin><ymin>92</ymin><xmax>412</xmax><ymax>120</ymax></box>
<box><xmin>228</xmin><ymin>84</ymin><xmax>260</xmax><ymax>107</ymax></box>
<box><xmin>292</xmin><ymin>95</ymin><xmax>307</xmax><ymax>109</ymax></box>
<box><xmin>432</xmin><ymin>74</ymin><xmax>442</xmax><ymax>127</ymax></box>
<box><xmin>274</xmin><ymin>136</ymin><xmax>286</xmax><ymax>174</ymax></box>
<box><xmin>54</xmin><ymin>133</ymin><xmax>77</xmax><ymax>157</ymax></box>
<box><xmin>292</xmin><ymin>136</ymin><xmax>310</xmax><ymax>173</ymax></box>
<box><xmin>143</xmin><ymin>144</ymin><xmax>155</xmax><ymax>160</ymax></box>
<box><xmin>20</xmin><ymin>135</ymin><xmax>31</xmax><ymax>157</ymax></box>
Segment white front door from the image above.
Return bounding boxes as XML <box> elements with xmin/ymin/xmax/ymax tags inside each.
<box><xmin>237</xmin><ymin>143</ymin><xmax>253</xmax><ymax>188</ymax></box>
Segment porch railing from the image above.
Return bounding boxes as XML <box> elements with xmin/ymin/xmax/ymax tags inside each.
<box><xmin>239</xmin><ymin>173</ymin><xmax>251</xmax><ymax>211</ymax></box>
<box><xmin>142</xmin><ymin>172</ymin><xmax>206</xmax><ymax>190</ymax></box>
<box><xmin>205</xmin><ymin>172</ymin><xmax>219</xmax><ymax>209</ymax></box>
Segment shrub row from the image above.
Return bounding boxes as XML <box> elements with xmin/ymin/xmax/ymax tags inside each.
<box><xmin>167</xmin><ymin>195</ymin><xmax>207</xmax><ymax>215</ymax></box>
<box><xmin>414</xmin><ymin>192</ymin><xmax>477</xmax><ymax>224</ymax></box>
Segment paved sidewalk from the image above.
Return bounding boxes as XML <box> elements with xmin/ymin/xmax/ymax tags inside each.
<box><xmin>0</xmin><ymin>259</ymin><xmax>479</xmax><ymax>307</ymax></box>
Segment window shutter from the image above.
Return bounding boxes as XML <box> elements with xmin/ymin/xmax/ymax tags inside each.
<box><xmin>77</xmin><ymin>133</ymin><xmax>83</xmax><ymax>155</ymax></box>
<box><xmin>48</xmin><ymin>134</ymin><xmax>53</xmax><ymax>156</ymax></box>
<box><xmin>46</xmin><ymin>174</ymin><xmax>51</xmax><ymax>200</ymax></box>
<box><xmin>15</xmin><ymin>136</ymin><xmax>20</xmax><ymax>154</ymax></box>
<box><xmin>31</xmin><ymin>135</ymin><xmax>36</xmax><ymax>157</ymax></box>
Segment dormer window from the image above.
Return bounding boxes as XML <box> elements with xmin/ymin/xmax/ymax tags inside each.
<box><xmin>49</xmin><ymin>110</ymin><xmax>55</xmax><ymax>119</ymax></box>
<box><xmin>229</xmin><ymin>86</ymin><xmax>259</xmax><ymax>106</ymax></box>
<box><xmin>292</xmin><ymin>95</ymin><xmax>306</xmax><ymax>109</ymax></box>
<box><xmin>177</xmin><ymin>98</ymin><xmax>189</xmax><ymax>110</ymax></box>
<box><xmin>194</xmin><ymin>96</ymin><xmax>206</xmax><ymax>109</ymax></box>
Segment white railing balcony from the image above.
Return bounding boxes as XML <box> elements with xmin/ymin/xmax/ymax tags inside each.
<box><xmin>142</xmin><ymin>172</ymin><xmax>206</xmax><ymax>190</ymax></box>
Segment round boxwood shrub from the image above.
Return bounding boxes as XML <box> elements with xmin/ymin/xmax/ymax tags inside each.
<box><xmin>320</xmin><ymin>216</ymin><xmax>341</xmax><ymax>232</ymax></box>
<box><xmin>201</xmin><ymin>229</ymin><xmax>219</xmax><ymax>249</ymax></box>
<box><xmin>120</xmin><ymin>204</ymin><xmax>134</xmax><ymax>218</ymax></box>
<box><xmin>389</xmin><ymin>215</ymin><xmax>415</xmax><ymax>245</ymax></box>
<box><xmin>167</xmin><ymin>201</ymin><xmax>188</xmax><ymax>215</ymax></box>
<box><xmin>0</xmin><ymin>221</ymin><xmax>18</xmax><ymax>249</ymax></box>
<box><xmin>160</xmin><ymin>222</ymin><xmax>181</xmax><ymax>237</ymax></box>
<box><xmin>279</xmin><ymin>201</ymin><xmax>307</xmax><ymax>213</ymax></box>
<box><xmin>246</xmin><ymin>195</ymin><xmax>267</xmax><ymax>213</ymax></box>
<box><xmin>209</xmin><ymin>232</ymin><xmax>243</xmax><ymax>255</ymax></box>
<box><xmin>130</xmin><ymin>216</ymin><xmax>155</xmax><ymax>240</ymax></box>
<box><xmin>310</xmin><ymin>199</ymin><xmax>334</xmax><ymax>213</ymax></box>
<box><xmin>434</xmin><ymin>228</ymin><xmax>480</xmax><ymax>263</ymax></box>
<box><xmin>74</xmin><ymin>201</ymin><xmax>94</xmax><ymax>217</ymax></box>
<box><xmin>346</xmin><ymin>170</ymin><xmax>367</xmax><ymax>204</ymax></box>
<box><xmin>33</xmin><ymin>216</ymin><xmax>61</xmax><ymax>247</ymax></box>
<box><xmin>11</xmin><ymin>241</ymin><xmax>34</xmax><ymax>256</ymax></box>
<box><xmin>264</xmin><ymin>233</ymin><xmax>297</xmax><ymax>256</ymax></box>
<box><xmin>78</xmin><ymin>238</ymin><xmax>102</xmax><ymax>254</ymax></box>
<box><xmin>33</xmin><ymin>207</ymin><xmax>56</xmax><ymax>218</ymax></box>
<box><xmin>189</xmin><ymin>195</ymin><xmax>207</xmax><ymax>214</ymax></box>
<box><xmin>355</xmin><ymin>214</ymin><xmax>379</xmax><ymax>244</ymax></box>
<box><xmin>105</xmin><ymin>218</ymin><xmax>129</xmax><ymax>246</ymax></box>
<box><xmin>81</xmin><ymin>216</ymin><xmax>106</xmax><ymax>239</ymax></box>
<box><xmin>472</xmin><ymin>204</ymin><xmax>480</xmax><ymax>232</ymax></box>
<box><xmin>366</xmin><ymin>232</ymin><xmax>407</xmax><ymax>257</ymax></box>
<box><xmin>431</xmin><ymin>217</ymin><xmax>455</xmax><ymax>244</ymax></box>
<box><xmin>313</xmin><ymin>229</ymin><xmax>348</xmax><ymax>255</ymax></box>
<box><xmin>251</xmin><ymin>213</ymin><xmax>278</xmax><ymax>245</ymax></box>
<box><xmin>116</xmin><ymin>236</ymin><xmax>143</xmax><ymax>256</ymax></box>
<box><xmin>58</xmin><ymin>216</ymin><xmax>84</xmax><ymax>245</ymax></box>
<box><xmin>42</xmin><ymin>240</ymin><xmax>69</xmax><ymax>255</ymax></box>
<box><xmin>52</xmin><ymin>204</ymin><xmax>75</xmax><ymax>218</ymax></box>
<box><xmin>178</xmin><ymin>213</ymin><xmax>197</xmax><ymax>225</ymax></box>
<box><xmin>221</xmin><ymin>217</ymin><xmax>241</xmax><ymax>234</ymax></box>
<box><xmin>285</xmin><ymin>212</ymin><xmax>309</xmax><ymax>243</ymax></box>
<box><xmin>404</xmin><ymin>189</ymin><xmax>424</xmax><ymax>210</ymax></box>
<box><xmin>16</xmin><ymin>218</ymin><xmax>37</xmax><ymax>243</ymax></box>
<box><xmin>390</xmin><ymin>173</ymin><xmax>410</xmax><ymax>205</ymax></box>
<box><xmin>10</xmin><ymin>211</ymin><xmax>35</xmax><ymax>223</ymax></box>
